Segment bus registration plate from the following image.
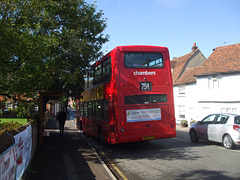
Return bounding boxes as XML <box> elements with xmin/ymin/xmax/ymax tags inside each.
<box><xmin>142</xmin><ymin>136</ymin><xmax>155</xmax><ymax>140</ymax></box>
<box><xmin>140</xmin><ymin>82</ymin><xmax>152</xmax><ymax>91</ymax></box>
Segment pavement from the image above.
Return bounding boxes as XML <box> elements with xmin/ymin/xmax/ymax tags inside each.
<box><xmin>176</xmin><ymin>124</ymin><xmax>190</xmax><ymax>132</ymax></box>
<box><xmin>24</xmin><ymin>116</ymin><xmax>116</xmax><ymax>180</ymax></box>
<box><xmin>24</xmin><ymin>115</ymin><xmax>190</xmax><ymax>180</ymax></box>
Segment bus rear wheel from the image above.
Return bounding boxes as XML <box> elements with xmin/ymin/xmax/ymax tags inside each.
<box><xmin>98</xmin><ymin>128</ymin><xmax>104</xmax><ymax>143</ymax></box>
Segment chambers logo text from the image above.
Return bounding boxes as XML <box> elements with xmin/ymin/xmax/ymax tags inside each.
<box><xmin>133</xmin><ymin>71</ymin><xmax>156</xmax><ymax>75</ymax></box>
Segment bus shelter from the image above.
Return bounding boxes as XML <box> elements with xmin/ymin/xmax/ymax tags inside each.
<box><xmin>38</xmin><ymin>90</ymin><xmax>63</xmax><ymax>145</ymax></box>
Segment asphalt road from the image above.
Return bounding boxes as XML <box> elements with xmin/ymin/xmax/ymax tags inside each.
<box><xmin>87</xmin><ymin>127</ymin><xmax>240</xmax><ymax>180</ymax></box>
<box><xmin>57</xmin><ymin>108</ymin><xmax>240</xmax><ymax>180</ymax></box>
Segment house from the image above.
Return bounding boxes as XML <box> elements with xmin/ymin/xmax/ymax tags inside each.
<box><xmin>171</xmin><ymin>43</ymin><xmax>207</xmax><ymax>124</ymax></box>
<box><xmin>172</xmin><ymin>43</ymin><xmax>240</xmax><ymax>125</ymax></box>
<box><xmin>194</xmin><ymin>43</ymin><xmax>240</xmax><ymax>117</ymax></box>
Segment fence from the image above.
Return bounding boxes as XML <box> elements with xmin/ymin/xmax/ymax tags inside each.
<box><xmin>0</xmin><ymin>121</ymin><xmax>38</xmax><ymax>180</ymax></box>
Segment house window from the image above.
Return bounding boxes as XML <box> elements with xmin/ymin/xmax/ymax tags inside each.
<box><xmin>226</xmin><ymin>108</ymin><xmax>231</xmax><ymax>113</ymax></box>
<box><xmin>221</xmin><ymin>108</ymin><xmax>237</xmax><ymax>113</ymax></box>
<box><xmin>212</xmin><ymin>76</ymin><xmax>218</xmax><ymax>88</ymax></box>
<box><xmin>208</xmin><ymin>75</ymin><xmax>219</xmax><ymax>89</ymax></box>
<box><xmin>208</xmin><ymin>77</ymin><xmax>211</xmax><ymax>89</ymax></box>
<box><xmin>178</xmin><ymin>105</ymin><xmax>185</xmax><ymax>118</ymax></box>
<box><xmin>179</xmin><ymin>86</ymin><xmax>185</xmax><ymax>94</ymax></box>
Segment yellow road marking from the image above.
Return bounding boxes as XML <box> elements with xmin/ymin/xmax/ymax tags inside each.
<box><xmin>95</xmin><ymin>146</ymin><xmax>128</xmax><ymax>180</ymax></box>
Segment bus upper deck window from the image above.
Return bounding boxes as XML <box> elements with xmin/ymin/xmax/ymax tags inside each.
<box><xmin>124</xmin><ymin>53</ymin><xmax>164</xmax><ymax>68</ymax></box>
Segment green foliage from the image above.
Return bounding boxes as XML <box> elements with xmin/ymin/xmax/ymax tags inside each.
<box><xmin>0</xmin><ymin>121</ymin><xmax>22</xmax><ymax>135</ymax></box>
<box><xmin>15</xmin><ymin>101</ymin><xmax>36</xmax><ymax>118</ymax></box>
<box><xmin>0</xmin><ymin>0</ymin><xmax>109</xmax><ymax>99</ymax></box>
<box><xmin>190</xmin><ymin>120</ymin><xmax>197</xmax><ymax>125</ymax></box>
<box><xmin>181</xmin><ymin>120</ymin><xmax>188</xmax><ymax>125</ymax></box>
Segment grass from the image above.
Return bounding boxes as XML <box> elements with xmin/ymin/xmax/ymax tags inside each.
<box><xmin>0</xmin><ymin>118</ymin><xmax>27</xmax><ymax>125</ymax></box>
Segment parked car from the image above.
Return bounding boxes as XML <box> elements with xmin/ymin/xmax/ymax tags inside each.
<box><xmin>189</xmin><ymin>113</ymin><xmax>240</xmax><ymax>149</ymax></box>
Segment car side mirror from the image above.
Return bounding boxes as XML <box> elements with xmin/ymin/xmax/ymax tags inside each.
<box><xmin>197</xmin><ymin>121</ymin><xmax>202</xmax><ymax>125</ymax></box>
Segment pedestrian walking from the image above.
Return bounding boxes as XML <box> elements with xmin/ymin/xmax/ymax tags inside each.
<box><xmin>57</xmin><ymin>108</ymin><xmax>67</xmax><ymax>135</ymax></box>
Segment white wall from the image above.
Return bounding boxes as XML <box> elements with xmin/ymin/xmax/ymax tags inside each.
<box><xmin>196</xmin><ymin>73</ymin><xmax>240</xmax><ymax>116</ymax></box>
<box><xmin>174</xmin><ymin>83</ymin><xmax>199</xmax><ymax>124</ymax></box>
<box><xmin>197</xmin><ymin>74</ymin><xmax>240</xmax><ymax>102</ymax></box>
<box><xmin>174</xmin><ymin>73</ymin><xmax>240</xmax><ymax>125</ymax></box>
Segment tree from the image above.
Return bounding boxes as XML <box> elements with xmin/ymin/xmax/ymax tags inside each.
<box><xmin>0</xmin><ymin>0</ymin><xmax>109</xmax><ymax>100</ymax></box>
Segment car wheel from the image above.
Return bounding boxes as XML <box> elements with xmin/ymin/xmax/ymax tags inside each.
<box><xmin>190</xmin><ymin>129</ymin><xmax>199</xmax><ymax>143</ymax></box>
<box><xmin>223</xmin><ymin>135</ymin><xmax>234</xmax><ymax>149</ymax></box>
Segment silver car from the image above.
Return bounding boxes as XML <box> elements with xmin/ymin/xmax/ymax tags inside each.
<box><xmin>189</xmin><ymin>113</ymin><xmax>240</xmax><ymax>149</ymax></box>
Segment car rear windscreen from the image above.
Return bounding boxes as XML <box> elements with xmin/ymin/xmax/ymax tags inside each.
<box><xmin>234</xmin><ymin>116</ymin><xmax>240</xmax><ymax>124</ymax></box>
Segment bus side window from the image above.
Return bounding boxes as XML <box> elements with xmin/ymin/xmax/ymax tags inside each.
<box><xmin>87</xmin><ymin>102</ymin><xmax>93</xmax><ymax>118</ymax></box>
<box><xmin>94</xmin><ymin>64</ymin><xmax>102</xmax><ymax>85</ymax></box>
<box><xmin>89</xmin><ymin>69</ymin><xmax>94</xmax><ymax>88</ymax></box>
<box><xmin>80</xmin><ymin>103</ymin><xmax>84</xmax><ymax>117</ymax></box>
<box><xmin>103</xmin><ymin>58</ymin><xmax>111</xmax><ymax>81</ymax></box>
<box><xmin>83</xmin><ymin>103</ymin><xmax>88</xmax><ymax>117</ymax></box>
<box><xmin>84</xmin><ymin>73</ymin><xmax>88</xmax><ymax>89</ymax></box>
<box><xmin>95</xmin><ymin>101</ymin><xmax>103</xmax><ymax>119</ymax></box>
<box><xmin>103</xmin><ymin>100</ymin><xmax>109</xmax><ymax>121</ymax></box>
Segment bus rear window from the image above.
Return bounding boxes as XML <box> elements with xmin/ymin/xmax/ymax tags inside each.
<box><xmin>125</xmin><ymin>94</ymin><xmax>167</xmax><ymax>105</ymax></box>
<box><xmin>124</xmin><ymin>53</ymin><xmax>163</xmax><ymax>68</ymax></box>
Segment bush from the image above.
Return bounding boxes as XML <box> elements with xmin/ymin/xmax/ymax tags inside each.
<box><xmin>0</xmin><ymin>121</ymin><xmax>22</xmax><ymax>135</ymax></box>
<box><xmin>16</xmin><ymin>101</ymin><xmax>36</xmax><ymax>118</ymax></box>
<box><xmin>181</xmin><ymin>120</ymin><xmax>188</xmax><ymax>127</ymax></box>
<box><xmin>181</xmin><ymin>120</ymin><xmax>188</xmax><ymax>125</ymax></box>
<box><xmin>190</xmin><ymin>120</ymin><xmax>197</xmax><ymax>125</ymax></box>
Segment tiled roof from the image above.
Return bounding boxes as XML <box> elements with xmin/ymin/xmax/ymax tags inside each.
<box><xmin>174</xmin><ymin>66</ymin><xmax>204</xmax><ymax>85</ymax></box>
<box><xmin>196</xmin><ymin>43</ymin><xmax>240</xmax><ymax>76</ymax></box>
<box><xmin>171</xmin><ymin>47</ymin><xmax>206</xmax><ymax>85</ymax></box>
<box><xmin>171</xmin><ymin>52</ymin><xmax>192</xmax><ymax>84</ymax></box>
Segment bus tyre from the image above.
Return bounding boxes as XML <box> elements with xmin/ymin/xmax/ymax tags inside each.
<box><xmin>190</xmin><ymin>129</ymin><xmax>199</xmax><ymax>143</ymax></box>
<box><xmin>98</xmin><ymin>128</ymin><xmax>104</xmax><ymax>143</ymax></box>
<box><xmin>223</xmin><ymin>134</ymin><xmax>234</xmax><ymax>149</ymax></box>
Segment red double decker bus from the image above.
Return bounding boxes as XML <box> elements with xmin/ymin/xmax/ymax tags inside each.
<box><xmin>77</xmin><ymin>45</ymin><xmax>176</xmax><ymax>144</ymax></box>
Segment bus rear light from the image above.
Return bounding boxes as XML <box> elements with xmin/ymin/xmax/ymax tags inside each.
<box><xmin>120</xmin><ymin>121</ymin><xmax>124</xmax><ymax>126</ymax></box>
<box><xmin>120</xmin><ymin>82</ymin><xmax>124</xmax><ymax>87</ymax></box>
<box><xmin>110</xmin><ymin>133</ymin><xmax>117</xmax><ymax>144</ymax></box>
<box><xmin>121</xmin><ymin>129</ymin><xmax>125</xmax><ymax>133</ymax></box>
<box><xmin>233</xmin><ymin>125</ymin><xmax>240</xmax><ymax>132</ymax></box>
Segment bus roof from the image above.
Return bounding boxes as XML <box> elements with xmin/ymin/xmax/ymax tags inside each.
<box><xmin>91</xmin><ymin>45</ymin><xmax>169</xmax><ymax>68</ymax></box>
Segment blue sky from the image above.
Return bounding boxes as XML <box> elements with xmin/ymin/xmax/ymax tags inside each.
<box><xmin>88</xmin><ymin>0</ymin><xmax>240</xmax><ymax>59</ymax></box>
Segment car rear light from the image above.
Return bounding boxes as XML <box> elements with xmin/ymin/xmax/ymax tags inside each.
<box><xmin>233</xmin><ymin>125</ymin><xmax>240</xmax><ymax>132</ymax></box>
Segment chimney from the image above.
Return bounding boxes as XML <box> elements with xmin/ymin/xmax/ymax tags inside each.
<box><xmin>192</xmin><ymin>42</ymin><xmax>198</xmax><ymax>53</ymax></box>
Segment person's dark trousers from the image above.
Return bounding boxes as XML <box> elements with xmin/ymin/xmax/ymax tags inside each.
<box><xmin>58</xmin><ymin>121</ymin><xmax>66</xmax><ymax>135</ymax></box>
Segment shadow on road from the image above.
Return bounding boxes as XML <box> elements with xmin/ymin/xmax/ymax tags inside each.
<box><xmin>176</xmin><ymin>169</ymin><xmax>236</xmax><ymax>180</ymax></box>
